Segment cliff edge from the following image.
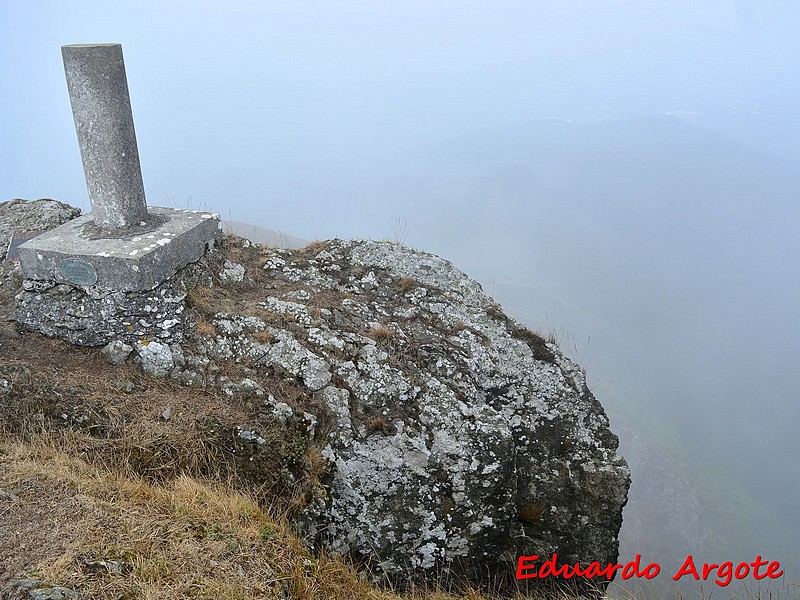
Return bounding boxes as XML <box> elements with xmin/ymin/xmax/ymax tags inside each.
<box><xmin>2</xmin><ymin>199</ymin><xmax>630</xmax><ymax>597</ymax></box>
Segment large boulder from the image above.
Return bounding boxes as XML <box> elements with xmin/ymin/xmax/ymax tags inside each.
<box><xmin>196</xmin><ymin>239</ymin><xmax>630</xmax><ymax>594</ymax></box>
<box><xmin>0</xmin><ymin>198</ymin><xmax>81</xmax><ymax>260</ymax></box>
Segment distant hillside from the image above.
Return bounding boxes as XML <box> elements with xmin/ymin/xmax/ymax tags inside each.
<box><xmin>221</xmin><ymin>220</ymin><xmax>308</xmax><ymax>249</ymax></box>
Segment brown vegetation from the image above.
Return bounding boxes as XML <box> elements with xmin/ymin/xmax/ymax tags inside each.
<box><xmin>398</xmin><ymin>277</ymin><xmax>416</xmax><ymax>293</ymax></box>
<box><xmin>517</xmin><ymin>502</ymin><xmax>548</xmax><ymax>525</ymax></box>
<box><xmin>368</xmin><ymin>325</ymin><xmax>394</xmax><ymax>342</ymax></box>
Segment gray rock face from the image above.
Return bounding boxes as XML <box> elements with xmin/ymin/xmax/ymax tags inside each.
<box><xmin>100</xmin><ymin>339</ymin><xmax>133</xmax><ymax>364</ymax></box>
<box><xmin>6</xmin><ymin>578</ymin><xmax>79</xmax><ymax>599</ymax></box>
<box><xmin>196</xmin><ymin>239</ymin><xmax>630</xmax><ymax>593</ymax></box>
<box><xmin>219</xmin><ymin>259</ymin><xmax>245</xmax><ymax>282</ymax></box>
<box><xmin>135</xmin><ymin>340</ymin><xmax>174</xmax><ymax>376</ymax></box>
<box><xmin>0</xmin><ymin>199</ymin><xmax>81</xmax><ymax>260</ymax></box>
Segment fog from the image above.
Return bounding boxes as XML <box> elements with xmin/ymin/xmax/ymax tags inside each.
<box><xmin>2</xmin><ymin>1</ymin><xmax>798</xmax><ymax>594</ymax></box>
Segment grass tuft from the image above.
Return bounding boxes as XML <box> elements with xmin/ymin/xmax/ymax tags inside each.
<box><xmin>368</xmin><ymin>325</ymin><xmax>394</xmax><ymax>342</ymax></box>
<box><xmin>518</xmin><ymin>502</ymin><xmax>547</xmax><ymax>525</ymax></box>
<box><xmin>398</xmin><ymin>277</ymin><xmax>416</xmax><ymax>293</ymax></box>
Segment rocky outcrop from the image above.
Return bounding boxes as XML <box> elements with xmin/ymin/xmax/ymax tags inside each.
<box><xmin>6</xmin><ymin>199</ymin><xmax>630</xmax><ymax>595</ymax></box>
<box><xmin>0</xmin><ymin>199</ymin><xmax>81</xmax><ymax>261</ymax></box>
<box><xmin>193</xmin><ymin>239</ymin><xmax>631</xmax><ymax>594</ymax></box>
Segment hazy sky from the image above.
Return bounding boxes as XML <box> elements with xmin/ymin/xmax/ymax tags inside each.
<box><xmin>2</xmin><ymin>0</ymin><xmax>799</xmax><ymax>592</ymax></box>
<box><xmin>3</xmin><ymin>0</ymin><xmax>799</xmax><ymax>231</ymax></box>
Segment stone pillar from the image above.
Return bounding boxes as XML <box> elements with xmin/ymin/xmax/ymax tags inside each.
<box><xmin>17</xmin><ymin>43</ymin><xmax>221</xmax><ymax>300</ymax></box>
<box><xmin>62</xmin><ymin>43</ymin><xmax>148</xmax><ymax>229</ymax></box>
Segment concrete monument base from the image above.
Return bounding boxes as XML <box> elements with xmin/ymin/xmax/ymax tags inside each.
<box><xmin>18</xmin><ymin>207</ymin><xmax>222</xmax><ymax>292</ymax></box>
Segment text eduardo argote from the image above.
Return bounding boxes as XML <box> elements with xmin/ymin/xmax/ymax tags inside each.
<box><xmin>516</xmin><ymin>553</ymin><xmax>784</xmax><ymax>587</ymax></box>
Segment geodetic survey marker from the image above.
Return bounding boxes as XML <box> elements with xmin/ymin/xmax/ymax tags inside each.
<box><xmin>18</xmin><ymin>43</ymin><xmax>220</xmax><ymax>292</ymax></box>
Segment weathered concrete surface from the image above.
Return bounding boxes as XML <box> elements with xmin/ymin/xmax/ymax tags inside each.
<box><xmin>17</xmin><ymin>207</ymin><xmax>221</xmax><ymax>291</ymax></box>
<box><xmin>8</xmin><ymin>200</ymin><xmax>220</xmax><ymax>346</ymax></box>
<box><xmin>62</xmin><ymin>43</ymin><xmax>147</xmax><ymax>229</ymax></box>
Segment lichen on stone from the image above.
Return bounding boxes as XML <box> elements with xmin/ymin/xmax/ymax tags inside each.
<box><xmin>188</xmin><ymin>238</ymin><xmax>630</xmax><ymax>594</ymax></box>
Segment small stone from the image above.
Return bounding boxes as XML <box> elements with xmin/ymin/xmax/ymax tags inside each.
<box><xmin>81</xmin><ymin>558</ymin><xmax>125</xmax><ymax>575</ymax></box>
<box><xmin>100</xmin><ymin>340</ymin><xmax>133</xmax><ymax>365</ymax></box>
<box><xmin>302</xmin><ymin>412</ymin><xmax>317</xmax><ymax>437</ymax></box>
<box><xmin>170</xmin><ymin>368</ymin><xmax>204</xmax><ymax>387</ymax></box>
<box><xmin>112</xmin><ymin>380</ymin><xmax>136</xmax><ymax>393</ymax></box>
<box><xmin>135</xmin><ymin>340</ymin><xmax>174</xmax><ymax>377</ymax></box>
<box><xmin>240</xmin><ymin>378</ymin><xmax>265</xmax><ymax>396</ymax></box>
<box><xmin>266</xmin><ymin>395</ymin><xmax>294</xmax><ymax>423</ymax></box>
<box><xmin>219</xmin><ymin>259</ymin><xmax>245</xmax><ymax>282</ymax></box>
<box><xmin>170</xmin><ymin>343</ymin><xmax>185</xmax><ymax>367</ymax></box>
<box><xmin>0</xmin><ymin>324</ymin><xmax>21</xmax><ymax>339</ymax></box>
<box><xmin>0</xmin><ymin>487</ymin><xmax>18</xmax><ymax>502</ymax></box>
<box><xmin>9</xmin><ymin>578</ymin><xmax>79</xmax><ymax>600</ymax></box>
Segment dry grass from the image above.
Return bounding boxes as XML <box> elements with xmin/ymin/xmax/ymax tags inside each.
<box><xmin>365</xmin><ymin>416</ymin><xmax>387</xmax><ymax>434</ymax></box>
<box><xmin>509</xmin><ymin>326</ymin><xmax>556</xmax><ymax>364</ymax></box>
<box><xmin>186</xmin><ymin>284</ymin><xmax>219</xmax><ymax>315</ymax></box>
<box><xmin>194</xmin><ymin>317</ymin><xmax>216</xmax><ymax>337</ymax></box>
<box><xmin>0</xmin><ymin>331</ymin><xmax>321</xmax><ymax>510</ymax></box>
<box><xmin>0</xmin><ymin>440</ymin><xmax>582</xmax><ymax>600</ymax></box>
<box><xmin>303</xmin><ymin>240</ymin><xmax>329</xmax><ymax>254</ymax></box>
<box><xmin>0</xmin><ymin>438</ymin><xmax>391</xmax><ymax>599</ymax></box>
<box><xmin>398</xmin><ymin>277</ymin><xmax>416</xmax><ymax>293</ymax></box>
<box><xmin>517</xmin><ymin>502</ymin><xmax>547</xmax><ymax>525</ymax></box>
<box><xmin>253</xmin><ymin>330</ymin><xmax>273</xmax><ymax>344</ymax></box>
<box><xmin>251</xmin><ymin>307</ymin><xmax>297</xmax><ymax>326</ymax></box>
<box><xmin>368</xmin><ymin>325</ymin><xmax>394</xmax><ymax>342</ymax></box>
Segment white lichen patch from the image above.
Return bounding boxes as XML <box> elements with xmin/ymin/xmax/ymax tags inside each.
<box><xmin>260</xmin><ymin>296</ymin><xmax>314</xmax><ymax>326</ymax></box>
<box><xmin>219</xmin><ymin>259</ymin><xmax>245</xmax><ymax>282</ymax></box>
<box><xmin>261</xmin><ymin>330</ymin><xmax>331</xmax><ymax>391</ymax></box>
<box><xmin>135</xmin><ymin>340</ymin><xmax>174</xmax><ymax>377</ymax></box>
